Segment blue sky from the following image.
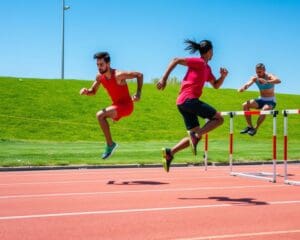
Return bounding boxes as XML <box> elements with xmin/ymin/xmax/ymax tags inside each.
<box><xmin>1</xmin><ymin>0</ymin><xmax>300</xmax><ymax>94</ymax></box>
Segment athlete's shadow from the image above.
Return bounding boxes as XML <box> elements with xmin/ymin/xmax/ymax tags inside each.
<box><xmin>107</xmin><ymin>180</ymin><xmax>169</xmax><ymax>185</ymax></box>
<box><xmin>179</xmin><ymin>196</ymin><xmax>267</xmax><ymax>205</ymax></box>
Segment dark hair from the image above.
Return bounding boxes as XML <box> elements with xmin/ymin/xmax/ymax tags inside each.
<box><xmin>184</xmin><ymin>39</ymin><xmax>213</xmax><ymax>55</ymax></box>
<box><xmin>256</xmin><ymin>63</ymin><xmax>265</xmax><ymax>69</ymax></box>
<box><xmin>93</xmin><ymin>52</ymin><xmax>110</xmax><ymax>63</ymax></box>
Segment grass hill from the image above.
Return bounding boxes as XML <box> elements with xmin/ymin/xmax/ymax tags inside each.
<box><xmin>0</xmin><ymin>77</ymin><xmax>299</xmax><ymax>166</ymax></box>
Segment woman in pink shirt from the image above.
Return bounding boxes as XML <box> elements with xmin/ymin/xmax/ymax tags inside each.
<box><xmin>157</xmin><ymin>39</ymin><xmax>228</xmax><ymax>172</ymax></box>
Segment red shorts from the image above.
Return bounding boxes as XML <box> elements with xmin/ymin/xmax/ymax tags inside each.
<box><xmin>112</xmin><ymin>101</ymin><xmax>134</xmax><ymax>121</ymax></box>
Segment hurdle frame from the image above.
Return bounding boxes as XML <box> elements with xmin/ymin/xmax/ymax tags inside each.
<box><xmin>221</xmin><ymin>110</ymin><xmax>279</xmax><ymax>183</ymax></box>
<box><xmin>203</xmin><ymin>119</ymin><xmax>209</xmax><ymax>171</ymax></box>
<box><xmin>283</xmin><ymin>109</ymin><xmax>300</xmax><ymax>186</ymax></box>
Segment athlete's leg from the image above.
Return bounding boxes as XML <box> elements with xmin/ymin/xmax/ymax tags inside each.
<box><xmin>170</xmin><ymin>137</ymin><xmax>189</xmax><ymax>155</ymax></box>
<box><xmin>181</xmin><ymin>100</ymin><xmax>222</xmax><ymax>155</ymax></box>
<box><xmin>190</xmin><ymin>112</ymin><xmax>224</xmax><ymax>137</ymax></box>
<box><xmin>255</xmin><ymin>104</ymin><xmax>272</xmax><ymax>130</ymax></box>
<box><xmin>170</xmin><ymin>134</ymin><xmax>203</xmax><ymax>156</ymax></box>
<box><xmin>242</xmin><ymin>99</ymin><xmax>259</xmax><ymax>128</ymax></box>
<box><xmin>164</xmin><ymin>103</ymin><xmax>198</xmax><ymax>159</ymax></box>
<box><xmin>182</xmin><ymin>100</ymin><xmax>223</xmax><ymax>137</ymax></box>
<box><xmin>96</xmin><ymin>106</ymin><xmax>117</xmax><ymax>146</ymax></box>
<box><xmin>163</xmin><ymin>135</ymin><xmax>203</xmax><ymax>172</ymax></box>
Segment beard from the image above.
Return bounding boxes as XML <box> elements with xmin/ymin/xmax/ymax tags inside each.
<box><xmin>99</xmin><ymin>67</ymin><xmax>108</xmax><ymax>74</ymax></box>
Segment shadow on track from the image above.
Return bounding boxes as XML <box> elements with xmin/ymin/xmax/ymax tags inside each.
<box><xmin>107</xmin><ymin>180</ymin><xmax>169</xmax><ymax>185</ymax></box>
<box><xmin>178</xmin><ymin>196</ymin><xmax>268</xmax><ymax>205</ymax></box>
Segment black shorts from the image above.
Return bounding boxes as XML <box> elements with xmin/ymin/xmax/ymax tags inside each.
<box><xmin>177</xmin><ymin>98</ymin><xmax>217</xmax><ymax>130</ymax></box>
<box><xmin>255</xmin><ymin>98</ymin><xmax>276</xmax><ymax>109</ymax></box>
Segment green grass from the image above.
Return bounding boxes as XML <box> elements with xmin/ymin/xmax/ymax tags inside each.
<box><xmin>1</xmin><ymin>138</ymin><xmax>299</xmax><ymax>167</ymax></box>
<box><xmin>0</xmin><ymin>76</ymin><xmax>299</xmax><ymax>166</ymax></box>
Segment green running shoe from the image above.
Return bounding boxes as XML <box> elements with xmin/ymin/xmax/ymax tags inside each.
<box><xmin>102</xmin><ymin>142</ymin><xmax>118</xmax><ymax>159</ymax></box>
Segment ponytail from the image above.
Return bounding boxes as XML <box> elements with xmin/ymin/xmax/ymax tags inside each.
<box><xmin>184</xmin><ymin>39</ymin><xmax>213</xmax><ymax>55</ymax></box>
<box><xmin>184</xmin><ymin>39</ymin><xmax>200</xmax><ymax>54</ymax></box>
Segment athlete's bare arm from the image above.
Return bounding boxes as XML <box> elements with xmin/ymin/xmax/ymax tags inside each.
<box><xmin>157</xmin><ymin>58</ymin><xmax>187</xmax><ymax>90</ymax></box>
<box><xmin>266</xmin><ymin>73</ymin><xmax>281</xmax><ymax>84</ymax></box>
<box><xmin>238</xmin><ymin>76</ymin><xmax>256</xmax><ymax>92</ymax></box>
<box><xmin>208</xmin><ymin>67</ymin><xmax>228</xmax><ymax>89</ymax></box>
<box><xmin>79</xmin><ymin>74</ymin><xmax>101</xmax><ymax>96</ymax></box>
<box><xmin>116</xmin><ymin>70</ymin><xmax>144</xmax><ymax>101</ymax></box>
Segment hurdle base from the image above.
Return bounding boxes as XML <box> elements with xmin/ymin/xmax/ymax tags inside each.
<box><xmin>230</xmin><ymin>172</ymin><xmax>276</xmax><ymax>183</ymax></box>
<box><xmin>259</xmin><ymin>172</ymin><xmax>283</xmax><ymax>177</ymax></box>
<box><xmin>284</xmin><ymin>180</ymin><xmax>300</xmax><ymax>186</ymax></box>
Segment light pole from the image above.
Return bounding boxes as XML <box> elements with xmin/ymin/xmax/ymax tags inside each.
<box><xmin>61</xmin><ymin>0</ymin><xmax>70</xmax><ymax>79</ymax></box>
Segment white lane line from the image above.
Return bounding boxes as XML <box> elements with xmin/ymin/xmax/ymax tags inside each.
<box><xmin>0</xmin><ymin>176</ymin><xmax>234</xmax><ymax>186</ymax></box>
<box><xmin>0</xmin><ymin>204</ymin><xmax>231</xmax><ymax>220</ymax></box>
<box><xmin>0</xmin><ymin>166</ymin><xmax>231</xmax><ymax>177</ymax></box>
<box><xmin>0</xmin><ymin>179</ymin><xmax>109</xmax><ymax>186</ymax></box>
<box><xmin>0</xmin><ymin>185</ymin><xmax>284</xmax><ymax>199</ymax></box>
<box><xmin>1</xmin><ymin>200</ymin><xmax>300</xmax><ymax>221</ymax></box>
<box><xmin>176</xmin><ymin>229</ymin><xmax>300</xmax><ymax>240</ymax></box>
<box><xmin>0</xmin><ymin>169</ymin><xmax>166</xmax><ymax>177</ymax></box>
<box><xmin>1</xmin><ymin>164</ymin><xmax>293</xmax><ymax>178</ymax></box>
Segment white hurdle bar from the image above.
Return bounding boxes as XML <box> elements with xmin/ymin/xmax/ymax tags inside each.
<box><xmin>283</xmin><ymin>109</ymin><xmax>300</xmax><ymax>186</ymax></box>
<box><xmin>220</xmin><ymin>110</ymin><xmax>278</xmax><ymax>183</ymax></box>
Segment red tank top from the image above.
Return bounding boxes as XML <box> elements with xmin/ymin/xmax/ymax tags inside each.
<box><xmin>99</xmin><ymin>69</ymin><xmax>132</xmax><ymax>104</ymax></box>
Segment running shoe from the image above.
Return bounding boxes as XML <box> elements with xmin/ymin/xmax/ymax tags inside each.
<box><xmin>102</xmin><ymin>142</ymin><xmax>118</xmax><ymax>159</ymax></box>
<box><xmin>188</xmin><ymin>131</ymin><xmax>200</xmax><ymax>155</ymax></box>
<box><xmin>247</xmin><ymin>128</ymin><xmax>257</xmax><ymax>136</ymax></box>
<box><xmin>240</xmin><ymin>126</ymin><xmax>252</xmax><ymax>134</ymax></box>
<box><xmin>162</xmin><ymin>148</ymin><xmax>173</xmax><ymax>172</ymax></box>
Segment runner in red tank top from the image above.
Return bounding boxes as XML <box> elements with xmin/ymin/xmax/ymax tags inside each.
<box><xmin>80</xmin><ymin>52</ymin><xmax>143</xmax><ymax>159</ymax></box>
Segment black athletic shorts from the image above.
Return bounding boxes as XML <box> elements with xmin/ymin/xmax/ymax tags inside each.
<box><xmin>177</xmin><ymin>98</ymin><xmax>217</xmax><ymax>130</ymax></box>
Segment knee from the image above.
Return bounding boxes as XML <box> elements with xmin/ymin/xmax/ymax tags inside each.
<box><xmin>96</xmin><ymin>110</ymin><xmax>106</xmax><ymax>120</ymax></box>
<box><xmin>218</xmin><ymin>115</ymin><xmax>224</xmax><ymax>125</ymax></box>
<box><xmin>213</xmin><ymin>113</ymin><xmax>224</xmax><ymax>125</ymax></box>
<box><xmin>262</xmin><ymin>105</ymin><xmax>271</xmax><ymax>111</ymax></box>
<box><xmin>242</xmin><ymin>102</ymin><xmax>249</xmax><ymax>110</ymax></box>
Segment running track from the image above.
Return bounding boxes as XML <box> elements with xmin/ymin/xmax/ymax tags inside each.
<box><xmin>0</xmin><ymin>165</ymin><xmax>299</xmax><ymax>240</ymax></box>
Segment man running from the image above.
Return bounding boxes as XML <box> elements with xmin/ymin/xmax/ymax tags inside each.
<box><xmin>157</xmin><ymin>39</ymin><xmax>228</xmax><ymax>172</ymax></box>
<box><xmin>80</xmin><ymin>52</ymin><xmax>143</xmax><ymax>159</ymax></box>
<box><xmin>238</xmin><ymin>63</ymin><xmax>281</xmax><ymax>136</ymax></box>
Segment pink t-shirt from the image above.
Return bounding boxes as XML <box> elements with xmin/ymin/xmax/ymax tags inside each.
<box><xmin>176</xmin><ymin>57</ymin><xmax>215</xmax><ymax>105</ymax></box>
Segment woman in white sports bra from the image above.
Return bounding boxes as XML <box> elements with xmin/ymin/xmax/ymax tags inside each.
<box><xmin>238</xmin><ymin>63</ymin><xmax>281</xmax><ymax>136</ymax></box>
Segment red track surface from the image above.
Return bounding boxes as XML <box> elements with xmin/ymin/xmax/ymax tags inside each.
<box><xmin>0</xmin><ymin>165</ymin><xmax>299</xmax><ymax>240</ymax></box>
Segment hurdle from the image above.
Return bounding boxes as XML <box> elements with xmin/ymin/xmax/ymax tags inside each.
<box><xmin>204</xmin><ymin>119</ymin><xmax>209</xmax><ymax>171</ymax></box>
<box><xmin>283</xmin><ymin>109</ymin><xmax>300</xmax><ymax>186</ymax></box>
<box><xmin>220</xmin><ymin>110</ymin><xmax>279</xmax><ymax>183</ymax></box>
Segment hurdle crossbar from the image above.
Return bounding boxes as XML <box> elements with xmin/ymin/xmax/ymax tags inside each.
<box><xmin>283</xmin><ymin>109</ymin><xmax>300</xmax><ymax>186</ymax></box>
<box><xmin>220</xmin><ymin>110</ymin><xmax>278</xmax><ymax>183</ymax></box>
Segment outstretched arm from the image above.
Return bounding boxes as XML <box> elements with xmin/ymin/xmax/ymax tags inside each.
<box><xmin>238</xmin><ymin>76</ymin><xmax>256</xmax><ymax>92</ymax></box>
<box><xmin>79</xmin><ymin>75</ymin><xmax>100</xmax><ymax>96</ymax></box>
<box><xmin>117</xmin><ymin>71</ymin><xmax>143</xmax><ymax>101</ymax></box>
<box><xmin>156</xmin><ymin>58</ymin><xmax>187</xmax><ymax>90</ymax></box>
<box><xmin>208</xmin><ymin>67</ymin><xmax>229</xmax><ymax>89</ymax></box>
